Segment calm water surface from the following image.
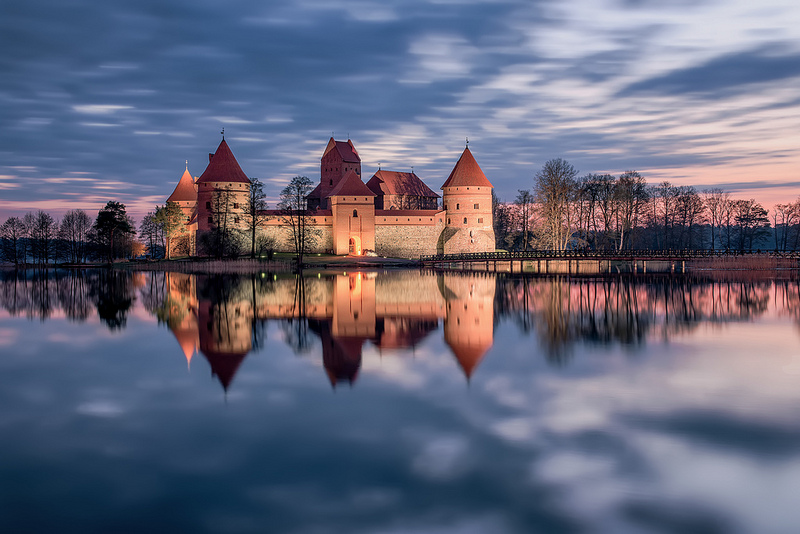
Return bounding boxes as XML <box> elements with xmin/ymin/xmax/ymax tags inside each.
<box><xmin>2</xmin><ymin>269</ymin><xmax>800</xmax><ymax>534</ymax></box>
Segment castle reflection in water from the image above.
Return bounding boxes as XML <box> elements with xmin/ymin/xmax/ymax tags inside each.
<box><xmin>157</xmin><ymin>271</ymin><xmax>495</xmax><ymax>391</ymax></box>
<box><xmin>3</xmin><ymin>268</ymin><xmax>800</xmax><ymax>393</ymax></box>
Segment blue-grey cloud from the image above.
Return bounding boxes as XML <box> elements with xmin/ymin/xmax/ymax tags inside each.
<box><xmin>1</xmin><ymin>0</ymin><xmax>799</xmax><ymax>219</ymax></box>
<box><xmin>618</xmin><ymin>46</ymin><xmax>800</xmax><ymax>98</ymax></box>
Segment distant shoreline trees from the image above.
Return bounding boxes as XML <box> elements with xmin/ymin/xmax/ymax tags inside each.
<box><xmin>492</xmin><ymin>158</ymin><xmax>778</xmax><ymax>253</ymax></box>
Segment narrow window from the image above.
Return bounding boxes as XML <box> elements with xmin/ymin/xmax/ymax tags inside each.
<box><xmin>447</xmin><ymin>218</ymin><xmax>451</xmax><ymax>224</ymax></box>
<box><xmin>478</xmin><ymin>218</ymin><xmax>483</xmax><ymax>224</ymax></box>
<box><xmin>205</xmin><ymin>201</ymin><xmax>210</xmax><ymax>209</ymax></box>
<box><xmin>463</xmin><ymin>217</ymin><xmax>467</xmax><ymax>224</ymax></box>
<box><xmin>233</xmin><ymin>203</ymin><xmax>239</xmax><ymax>209</ymax></box>
<box><xmin>353</xmin><ymin>209</ymin><xmax>358</xmax><ymax>217</ymax></box>
<box><xmin>329</xmin><ymin>179</ymin><xmax>333</xmax><ymax>185</ymax></box>
<box><xmin>474</xmin><ymin>203</ymin><xmax>479</xmax><ymax>209</ymax></box>
<box><xmin>456</xmin><ymin>203</ymin><xmax>460</xmax><ymax>210</ymax></box>
<box><xmin>207</xmin><ymin>217</ymin><xmax>212</xmax><ymax>223</ymax></box>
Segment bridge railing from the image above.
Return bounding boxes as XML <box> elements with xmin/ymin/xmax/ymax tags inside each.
<box><xmin>420</xmin><ymin>249</ymin><xmax>800</xmax><ymax>262</ymax></box>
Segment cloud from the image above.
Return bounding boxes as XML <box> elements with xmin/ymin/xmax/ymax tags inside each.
<box><xmin>618</xmin><ymin>46</ymin><xmax>800</xmax><ymax>98</ymax></box>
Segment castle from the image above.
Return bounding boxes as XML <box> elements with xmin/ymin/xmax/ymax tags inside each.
<box><xmin>166</xmin><ymin>136</ymin><xmax>496</xmax><ymax>258</ymax></box>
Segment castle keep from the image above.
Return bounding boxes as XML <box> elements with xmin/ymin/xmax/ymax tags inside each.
<box><xmin>166</xmin><ymin>137</ymin><xmax>495</xmax><ymax>258</ymax></box>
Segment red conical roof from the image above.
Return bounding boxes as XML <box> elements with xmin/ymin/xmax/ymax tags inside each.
<box><xmin>449</xmin><ymin>343</ymin><xmax>490</xmax><ymax>380</ymax></box>
<box><xmin>329</xmin><ymin>169</ymin><xmax>376</xmax><ymax>197</ymax></box>
<box><xmin>441</xmin><ymin>147</ymin><xmax>493</xmax><ymax>189</ymax></box>
<box><xmin>196</xmin><ymin>139</ymin><xmax>250</xmax><ymax>184</ymax></box>
<box><xmin>167</xmin><ymin>167</ymin><xmax>197</xmax><ymax>202</ymax></box>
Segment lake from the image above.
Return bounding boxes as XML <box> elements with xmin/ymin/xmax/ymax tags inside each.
<box><xmin>1</xmin><ymin>268</ymin><xmax>800</xmax><ymax>534</ymax></box>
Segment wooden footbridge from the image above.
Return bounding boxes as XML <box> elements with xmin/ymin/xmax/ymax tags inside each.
<box><xmin>420</xmin><ymin>249</ymin><xmax>800</xmax><ymax>274</ymax></box>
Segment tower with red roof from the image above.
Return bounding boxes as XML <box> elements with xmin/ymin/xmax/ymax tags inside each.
<box><xmin>195</xmin><ymin>138</ymin><xmax>251</xmax><ymax>249</ymax></box>
<box><xmin>329</xmin><ymin>170</ymin><xmax>376</xmax><ymax>254</ymax></box>
<box><xmin>308</xmin><ymin>137</ymin><xmax>362</xmax><ymax>210</ymax></box>
<box><xmin>439</xmin><ymin>146</ymin><xmax>495</xmax><ymax>254</ymax></box>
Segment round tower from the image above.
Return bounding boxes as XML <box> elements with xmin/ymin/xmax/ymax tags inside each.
<box><xmin>439</xmin><ymin>146</ymin><xmax>495</xmax><ymax>254</ymax></box>
<box><xmin>195</xmin><ymin>138</ymin><xmax>251</xmax><ymax>242</ymax></box>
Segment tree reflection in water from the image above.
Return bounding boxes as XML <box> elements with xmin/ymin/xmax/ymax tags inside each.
<box><xmin>2</xmin><ymin>268</ymin><xmax>797</xmax><ymax>391</ymax></box>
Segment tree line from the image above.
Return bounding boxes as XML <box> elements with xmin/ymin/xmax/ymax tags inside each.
<box><xmin>493</xmin><ymin>158</ymin><xmax>787</xmax><ymax>252</ymax></box>
<box><xmin>0</xmin><ymin>201</ymin><xmax>137</xmax><ymax>267</ymax></box>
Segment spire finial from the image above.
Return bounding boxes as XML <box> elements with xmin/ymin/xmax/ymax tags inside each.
<box><xmin>378</xmin><ymin>162</ymin><xmax>381</xmax><ymax>170</ymax></box>
<box><xmin>411</xmin><ymin>165</ymin><xmax>414</xmax><ymax>174</ymax></box>
<box><xmin>466</xmin><ymin>137</ymin><xmax>469</xmax><ymax>148</ymax></box>
<box><xmin>221</xmin><ymin>127</ymin><xmax>225</xmax><ymax>140</ymax></box>
<box><xmin>185</xmin><ymin>159</ymin><xmax>188</xmax><ymax>170</ymax></box>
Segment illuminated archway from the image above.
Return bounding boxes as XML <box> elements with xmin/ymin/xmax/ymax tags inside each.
<box><xmin>349</xmin><ymin>236</ymin><xmax>362</xmax><ymax>255</ymax></box>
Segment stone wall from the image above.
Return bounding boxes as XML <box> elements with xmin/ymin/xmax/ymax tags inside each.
<box><xmin>375</xmin><ymin>221</ymin><xmax>442</xmax><ymax>258</ymax></box>
<box><xmin>258</xmin><ymin>223</ymin><xmax>333</xmax><ymax>254</ymax></box>
<box><xmin>438</xmin><ymin>226</ymin><xmax>495</xmax><ymax>255</ymax></box>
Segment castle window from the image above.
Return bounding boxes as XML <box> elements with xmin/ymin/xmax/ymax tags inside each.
<box><xmin>456</xmin><ymin>203</ymin><xmax>460</xmax><ymax>210</ymax></box>
<box><xmin>474</xmin><ymin>203</ymin><xmax>479</xmax><ymax>209</ymax></box>
<box><xmin>478</xmin><ymin>218</ymin><xmax>483</xmax><ymax>223</ymax></box>
<box><xmin>206</xmin><ymin>202</ymin><xmax>210</xmax><ymax>209</ymax></box>
<box><xmin>233</xmin><ymin>203</ymin><xmax>239</xmax><ymax>209</ymax></box>
<box><xmin>207</xmin><ymin>217</ymin><xmax>212</xmax><ymax>223</ymax></box>
<box><xmin>330</xmin><ymin>179</ymin><xmax>333</xmax><ymax>185</ymax></box>
<box><xmin>234</xmin><ymin>217</ymin><xmax>240</xmax><ymax>223</ymax></box>
<box><xmin>447</xmin><ymin>218</ymin><xmax>451</xmax><ymax>224</ymax></box>
<box><xmin>353</xmin><ymin>209</ymin><xmax>358</xmax><ymax>217</ymax></box>
<box><xmin>463</xmin><ymin>217</ymin><xmax>467</xmax><ymax>224</ymax></box>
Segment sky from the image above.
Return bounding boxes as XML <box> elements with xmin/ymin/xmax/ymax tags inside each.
<box><xmin>1</xmin><ymin>0</ymin><xmax>800</xmax><ymax>223</ymax></box>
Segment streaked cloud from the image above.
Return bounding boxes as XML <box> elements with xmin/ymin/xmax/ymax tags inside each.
<box><xmin>0</xmin><ymin>0</ymin><xmax>799</xmax><ymax>220</ymax></box>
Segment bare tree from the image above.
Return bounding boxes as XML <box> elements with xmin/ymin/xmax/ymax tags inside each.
<box><xmin>201</xmin><ymin>186</ymin><xmax>242</xmax><ymax>257</ymax></box>
<box><xmin>1</xmin><ymin>217</ymin><xmax>27</xmax><ymax>267</ymax></box>
<box><xmin>154</xmin><ymin>202</ymin><xmax>186</xmax><ymax>259</ymax></box>
<box><xmin>702</xmin><ymin>188</ymin><xmax>729</xmax><ymax>250</ymax></box>
<box><xmin>614</xmin><ymin>171</ymin><xmax>648</xmax><ymax>251</ymax></box>
<box><xmin>139</xmin><ymin>212</ymin><xmax>164</xmax><ymax>258</ymax></box>
<box><xmin>59</xmin><ymin>209</ymin><xmax>92</xmax><ymax>264</ymax></box>
<box><xmin>29</xmin><ymin>210</ymin><xmax>57</xmax><ymax>267</ymax></box>
<box><xmin>515</xmin><ymin>189</ymin><xmax>535</xmax><ymax>251</ymax></box>
<box><xmin>278</xmin><ymin>176</ymin><xmax>318</xmax><ymax>268</ymax></box>
<box><xmin>533</xmin><ymin>158</ymin><xmax>578</xmax><ymax>250</ymax></box>
<box><xmin>243</xmin><ymin>178</ymin><xmax>268</xmax><ymax>258</ymax></box>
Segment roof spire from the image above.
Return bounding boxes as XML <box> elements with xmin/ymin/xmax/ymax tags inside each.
<box><xmin>185</xmin><ymin>159</ymin><xmax>188</xmax><ymax>170</ymax></box>
<box><xmin>378</xmin><ymin>162</ymin><xmax>381</xmax><ymax>170</ymax></box>
<box><xmin>466</xmin><ymin>136</ymin><xmax>469</xmax><ymax>148</ymax></box>
<box><xmin>221</xmin><ymin>127</ymin><xmax>225</xmax><ymax>140</ymax></box>
<box><xmin>411</xmin><ymin>165</ymin><xmax>414</xmax><ymax>174</ymax></box>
